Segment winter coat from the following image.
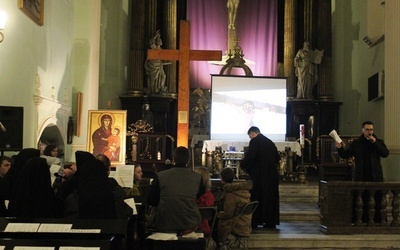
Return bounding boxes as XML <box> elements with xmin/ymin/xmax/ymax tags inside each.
<box><xmin>218</xmin><ymin>180</ymin><xmax>253</xmax><ymax>243</ymax></box>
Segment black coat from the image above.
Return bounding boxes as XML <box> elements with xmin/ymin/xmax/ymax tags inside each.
<box><xmin>240</xmin><ymin>133</ymin><xmax>280</xmax><ymax>226</ymax></box>
<box><xmin>337</xmin><ymin>134</ymin><xmax>389</xmax><ymax>181</ymax></box>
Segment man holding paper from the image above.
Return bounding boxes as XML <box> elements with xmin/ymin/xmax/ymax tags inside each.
<box><xmin>335</xmin><ymin>121</ymin><xmax>389</xmax><ymax>223</ymax></box>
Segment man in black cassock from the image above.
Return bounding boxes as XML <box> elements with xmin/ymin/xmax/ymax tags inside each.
<box><xmin>240</xmin><ymin>126</ymin><xmax>280</xmax><ymax>229</ymax></box>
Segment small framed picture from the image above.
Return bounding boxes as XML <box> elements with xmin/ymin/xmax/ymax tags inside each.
<box><xmin>18</xmin><ymin>0</ymin><xmax>44</xmax><ymax>26</ymax></box>
<box><xmin>87</xmin><ymin>110</ymin><xmax>127</xmax><ymax>165</ymax></box>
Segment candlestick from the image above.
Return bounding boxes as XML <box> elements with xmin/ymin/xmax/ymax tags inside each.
<box><xmin>201</xmin><ymin>153</ymin><xmax>206</xmax><ymax>166</ymax></box>
<box><xmin>299</xmin><ymin>124</ymin><xmax>305</xmax><ymax>146</ymax></box>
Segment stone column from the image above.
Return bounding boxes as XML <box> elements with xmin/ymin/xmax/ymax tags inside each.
<box><xmin>316</xmin><ymin>0</ymin><xmax>333</xmax><ymax>101</ymax></box>
<box><xmin>284</xmin><ymin>0</ymin><xmax>297</xmax><ymax>98</ymax></box>
<box><xmin>163</xmin><ymin>0</ymin><xmax>178</xmax><ymax>95</ymax></box>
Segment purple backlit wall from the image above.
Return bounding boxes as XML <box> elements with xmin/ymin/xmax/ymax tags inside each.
<box><xmin>187</xmin><ymin>0</ymin><xmax>278</xmax><ymax>89</ymax></box>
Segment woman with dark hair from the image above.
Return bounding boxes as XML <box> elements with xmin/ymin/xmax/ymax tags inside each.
<box><xmin>43</xmin><ymin>144</ymin><xmax>58</xmax><ymax>157</ymax></box>
<box><xmin>42</xmin><ymin>144</ymin><xmax>61</xmax><ymax>166</ymax></box>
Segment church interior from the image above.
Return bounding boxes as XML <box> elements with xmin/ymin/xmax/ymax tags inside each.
<box><xmin>1</xmin><ymin>0</ymin><xmax>400</xmax><ymax>249</ymax></box>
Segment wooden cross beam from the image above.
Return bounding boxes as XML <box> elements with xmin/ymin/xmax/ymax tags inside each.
<box><xmin>147</xmin><ymin>20</ymin><xmax>222</xmax><ymax>148</ymax></box>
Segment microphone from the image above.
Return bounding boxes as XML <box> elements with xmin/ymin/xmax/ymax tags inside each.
<box><xmin>0</xmin><ymin>122</ymin><xmax>6</xmax><ymax>132</ymax></box>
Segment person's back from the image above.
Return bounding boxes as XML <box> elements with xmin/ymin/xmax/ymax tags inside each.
<box><xmin>8</xmin><ymin>157</ymin><xmax>64</xmax><ymax>218</ymax></box>
<box><xmin>147</xmin><ymin>146</ymin><xmax>204</xmax><ymax>233</ymax></box>
<box><xmin>78</xmin><ymin>159</ymin><xmax>117</xmax><ymax>219</ymax></box>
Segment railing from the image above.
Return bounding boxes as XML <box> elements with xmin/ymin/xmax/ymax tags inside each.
<box><xmin>320</xmin><ymin>181</ymin><xmax>400</xmax><ymax>234</ymax></box>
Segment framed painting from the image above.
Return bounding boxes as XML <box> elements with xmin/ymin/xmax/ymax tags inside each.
<box><xmin>87</xmin><ymin>110</ymin><xmax>127</xmax><ymax>166</ymax></box>
<box><xmin>18</xmin><ymin>0</ymin><xmax>44</xmax><ymax>26</ymax></box>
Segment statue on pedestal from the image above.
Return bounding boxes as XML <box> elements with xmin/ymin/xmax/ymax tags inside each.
<box><xmin>145</xmin><ymin>30</ymin><xmax>171</xmax><ymax>95</ymax></box>
<box><xmin>294</xmin><ymin>42</ymin><xmax>324</xmax><ymax>99</ymax></box>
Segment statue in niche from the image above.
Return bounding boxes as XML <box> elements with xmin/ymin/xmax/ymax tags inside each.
<box><xmin>145</xmin><ymin>30</ymin><xmax>172</xmax><ymax>95</ymax></box>
<box><xmin>294</xmin><ymin>41</ymin><xmax>324</xmax><ymax>99</ymax></box>
<box><xmin>227</xmin><ymin>0</ymin><xmax>240</xmax><ymax>30</ymax></box>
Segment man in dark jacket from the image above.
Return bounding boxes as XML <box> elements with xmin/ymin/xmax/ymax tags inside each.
<box><xmin>147</xmin><ymin>146</ymin><xmax>205</xmax><ymax>234</ymax></box>
<box><xmin>336</xmin><ymin>120</ymin><xmax>389</xmax><ymax>223</ymax></box>
<box><xmin>240</xmin><ymin>126</ymin><xmax>280</xmax><ymax>229</ymax></box>
<box><xmin>336</xmin><ymin>121</ymin><xmax>389</xmax><ymax>182</ymax></box>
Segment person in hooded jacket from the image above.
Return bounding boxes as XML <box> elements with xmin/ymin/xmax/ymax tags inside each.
<box><xmin>212</xmin><ymin>167</ymin><xmax>253</xmax><ymax>250</ymax></box>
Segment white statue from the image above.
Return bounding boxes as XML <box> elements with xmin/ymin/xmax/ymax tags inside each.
<box><xmin>294</xmin><ymin>41</ymin><xmax>324</xmax><ymax>99</ymax></box>
<box><xmin>145</xmin><ymin>30</ymin><xmax>171</xmax><ymax>94</ymax></box>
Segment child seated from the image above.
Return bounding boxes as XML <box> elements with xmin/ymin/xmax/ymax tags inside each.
<box><xmin>194</xmin><ymin>166</ymin><xmax>215</xmax><ymax>236</ymax></box>
<box><xmin>212</xmin><ymin>168</ymin><xmax>253</xmax><ymax>249</ymax></box>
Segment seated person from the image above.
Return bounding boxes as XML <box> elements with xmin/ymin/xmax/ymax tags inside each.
<box><xmin>8</xmin><ymin>157</ymin><xmax>64</xmax><ymax>218</ymax></box>
<box><xmin>56</xmin><ymin>151</ymin><xmax>95</xmax><ymax>200</ymax></box>
<box><xmin>41</xmin><ymin>144</ymin><xmax>61</xmax><ymax>166</ymax></box>
<box><xmin>64</xmin><ymin>152</ymin><xmax>129</xmax><ymax>219</ymax></box>
<box><xmin>124</xmin><ymin>164</ymin><xmax>143</xmax><ymax>198</ymax></box>
<box><xmin>147</xmin><ymin>146</ymin><xmax>205</xmax><ymax>235</ymax></box>
<box><xmin>96</xmin><ymin>154</ymin><xmax>133</xmax><ymax>219</ymax></box>
<box><xmin>0</xmin><ymin>156</ymin><xmax>12</xmax><ymax>216</ymax></box>
<box><xmin>212</xmin><ymin>168</ymin><xmax>253</xmax><ymax>250</ymax></box>
<box><xmin>52</xmin><ymin>161</ymin><xmax>76</xmax><ymax>193</ymax></box>
<box><xmin>78</xmin><ymin>158</ymin><xmax>117</xmax><ymax>219</ymax></box>
<box><xmin>194</xmin><ymin>166</ymin><xmax>215</xmax><ymax>236</ymax></box>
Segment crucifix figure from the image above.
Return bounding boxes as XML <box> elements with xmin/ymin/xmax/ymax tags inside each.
<box><xmin>147</xmin><ymin>20</ymin><xmax>222</xmax><ymax>147</ymax></box>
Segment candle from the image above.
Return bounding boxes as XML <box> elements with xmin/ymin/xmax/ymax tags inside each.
<box><xmin>299</xmin><ymin>124</ymin><xmax>305</xmax><ymax>146</ymax></box>
<box><xmin>201</xmin><ymin>153</ymin><xmax>206</xmax><ymax>166</ymax></box>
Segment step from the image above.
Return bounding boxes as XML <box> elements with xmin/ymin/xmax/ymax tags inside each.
<box><xmin>279</xmin><ymin>182</ymin><xmax>319</xmax><ymax>203</ymax></box>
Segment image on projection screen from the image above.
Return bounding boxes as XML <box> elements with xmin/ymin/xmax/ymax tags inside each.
<box><xmin>210</xmin><ymin>75</ymin><xmax>287</xmax><ymax>141</ymax></box>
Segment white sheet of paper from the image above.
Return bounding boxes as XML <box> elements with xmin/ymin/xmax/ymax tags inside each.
<box><xmin>113</xmin><ymin>165</ymin><xmax>134</xmax><ymax>187</ymax></box>
<box><xmin>329</xmin><ymin>129</ymin><xmax>342</xmax><ymax>143</ymax></box>
<box><xmin>38</xmin><ymin>223</ymin><xmax>73</xmax><ymax>232</ymax></box>
<box><xmin>14</xmin><ymin>247</ymin><xmax>54</xmax><ymax>250</ymax></box>
<box><xmin>59</xmin><ymin>247</ymin><xmax>100</xmax><ymax>250</ymax></box>
<box><xmin>124</xmin><ymin>197</ymin><xmax>137</xmax><ymax>215</ymax></box>
<box><xmin>69</xmin><ymin>229</ymin><xmax>101</xmax><ymax>233</ymax></box>
<box><xmin>147</xmin><ymin>232</ymin><xmax>178</xmax><ymax>241</ymax></box>
<box><xmin>5</xmin><ymin>223</ymin><xmax>40</xmax><ymax>232</ymax></box>
<box><xmin>50</xmin><ymin>164</ymin><xmax>61</xmax><ymax>184</ymax></box>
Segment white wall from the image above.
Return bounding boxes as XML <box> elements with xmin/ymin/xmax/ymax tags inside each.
<box><xmin>0</xmin><ymin>0</ymin><xmax>100</xmax><ymax>161</ymax></box>
<box><xmin>332</xmin><ymin>0</ymin><xmax>400</xmax><ymax>180</ymax></box>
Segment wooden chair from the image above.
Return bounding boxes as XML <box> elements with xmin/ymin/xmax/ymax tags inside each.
<box><xmin>227</xmin><ymin>201</ymin><xmax>259</xmax><ymax>249</ymax></box>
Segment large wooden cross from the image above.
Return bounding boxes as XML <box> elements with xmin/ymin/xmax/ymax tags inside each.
<box><xmin>147</xmin><ymin>20</ymin><xmax>222</xmax><ymax>147</ymax></box>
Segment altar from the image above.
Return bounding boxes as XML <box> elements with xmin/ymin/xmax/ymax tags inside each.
<box><xmin>200</xmin><ymin>140</ymin><xmax>302</xmax><ymax>177</ymax></box>
<box><xmin>201</xmin><ymin>140</ymin><xmax>301</xmax><ymax>156</ymax></box>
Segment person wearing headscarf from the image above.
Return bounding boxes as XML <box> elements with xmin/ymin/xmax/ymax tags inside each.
<box><xmin>1</xmin><ymin>149</ymin><xmax>40</xmax><ymax>206</ymax></box>
<box><xmin>56</xmin><ymin>151</ymin><xmax>95</xmax><ymax>200</ymax></box>
<box><xmin>78</xmin><ymin>158</ymin><xmax>117</xmax><ymax>219</ymax></box>
<box><xmin>7</xmin><ymin>157</ymin><xmax>64</xmax><ymax>218</ymax></box>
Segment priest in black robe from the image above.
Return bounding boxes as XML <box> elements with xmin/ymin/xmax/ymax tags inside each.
<box><xmin>240</xmin><ymin>126</ymin><xmax>280</xmax><ymax>229</ymax></box>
